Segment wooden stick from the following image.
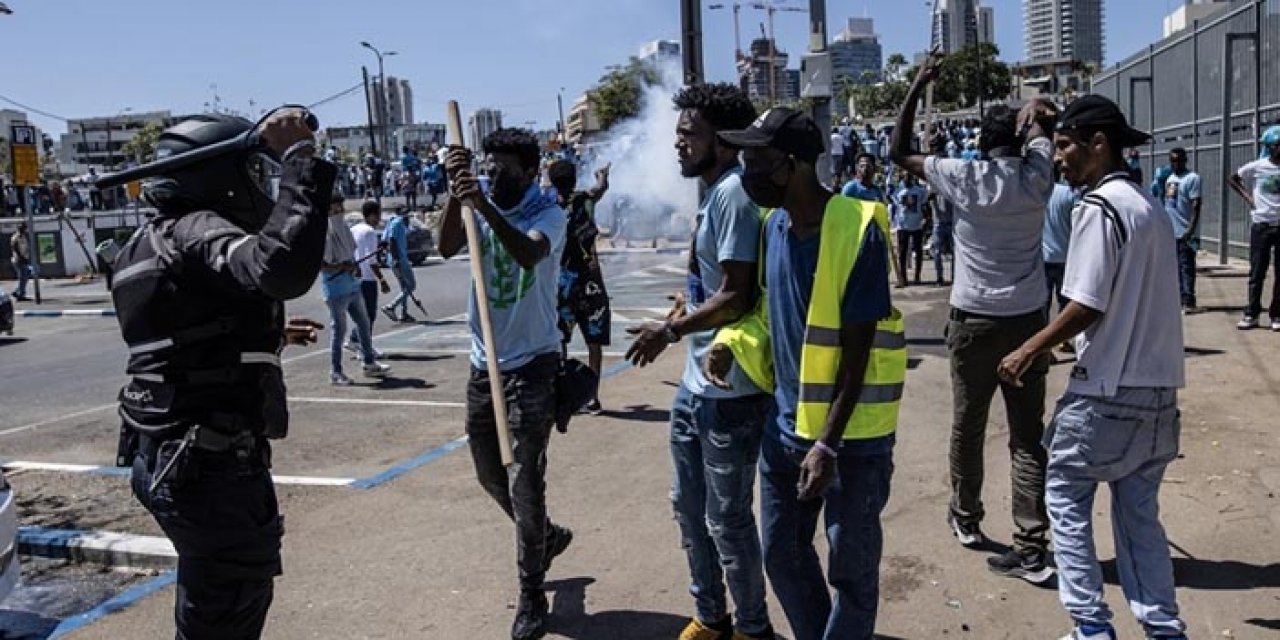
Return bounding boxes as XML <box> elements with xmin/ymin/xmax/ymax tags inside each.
<box><xmin>446</xmin><ymin>100</ymin><xmax>513</xmax><ymax>466</ymax></box>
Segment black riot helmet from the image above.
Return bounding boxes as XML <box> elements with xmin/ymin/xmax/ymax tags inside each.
<box><xmin>137</xmin><ymin>114</ymin><xmax>281</xmax><ymax>228</ymax></box>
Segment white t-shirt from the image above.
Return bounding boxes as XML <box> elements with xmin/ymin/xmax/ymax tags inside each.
<box><xmin>830</xmin><ymin>133</ymin><xmax>845</xmax><ymax>156</ymax></box>
<box><xmin>1061</xmin><ymin>172</ymin><xmax>1185</xmax><ymax>397</ymax></box>
<box><xmin>351</xmin><ymin>221</ymin><xmax>381</xmax><ymax>282</ymax></box>
<box><xmin>1236</xmin><ymin>158</ymin><xmax>1280</xmax><ymax>224</ymax></box>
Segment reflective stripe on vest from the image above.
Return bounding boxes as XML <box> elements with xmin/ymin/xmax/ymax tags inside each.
<box><xmin>795</xmin><ymin>196</ymin><xmax>908</xmax><ymax>441</ymax></box>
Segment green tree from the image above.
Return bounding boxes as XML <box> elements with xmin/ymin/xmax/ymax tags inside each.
<box><xmin>120</xmin><ymin>121</ymin><xmax>166</xmax><ymax>164</ymax></box>
<box><xmin>933</xmin><ymin>43</ymin><xmax>1012</xmax><ymax>109</ymax></box>
<box><xmin>587</xmin><ymin>56</ymin><xmax>661</xmax><ymax>130</ymax></box>
<box><xmin>884</xmin><ymin>53</ymin><xmax>909</xmax><ymax>83</ymax></box>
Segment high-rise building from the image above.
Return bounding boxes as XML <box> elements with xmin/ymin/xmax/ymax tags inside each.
<box><xmin>829</xmin><ymin>18</ymin><xmax>883</xmax><ymax>118</ymax></box>
<box><xmin>740</xmin><ymin>38</ymin><xmax>796</xmax><ymax>104</ymax></box>
<box><xmin>371</xmin><ymin>76</ymin><xmax>414</xmax><ymax>131</ymax></box>
<box><xmin>637</xmin><ymin>39</ymin><xmax>680</xmax><ymax>67</ymax></box>
<box><xmin>977</xmin><ymin>6</ymin><xmax>996</xmax><ymax>45</ymax></box>
<box><xmin>1024</xmin><ymin>0</ymin><xmax>1105</xmax><ymax>66</ymax></box>
<box><xmin>1162</xmin><ymin>0</ymin><xmax>1231</xmax><ymax>38</ymax></box>
<box><xmin>931</xmin><ymin>0</ymin><xmax>980</xmax><ymax>54</ymax></box>
<box><xmin>468</xmin><ymin>108</ymin><xmax>503</xmax><ymax>152</ymax></box>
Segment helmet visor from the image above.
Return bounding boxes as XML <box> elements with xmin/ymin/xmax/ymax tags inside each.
<box><xmin>246</xmin><ymin>152</ymin><xmax>282</xmax><ymax>201</ymax></box>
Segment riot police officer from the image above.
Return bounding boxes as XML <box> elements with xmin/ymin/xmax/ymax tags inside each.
<box><xmin>104</xmin><ymin>107</ymin><xmax>336</xmax><ymax>639</ymax></box>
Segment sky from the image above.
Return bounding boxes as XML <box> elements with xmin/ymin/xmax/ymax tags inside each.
<box><xmin>0</xmin><ymin>0</ymin><xmax>1165</xmax><ymax>139</ymax></box>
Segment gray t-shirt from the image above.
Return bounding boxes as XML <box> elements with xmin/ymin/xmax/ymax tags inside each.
<box><xmin>925</xmin><ymin>137</ymin><xmax>1054</xmax><ymax>316</ymax></box>
<box><xmin>1062</xmin><ymin>173</ymin><xmax>1185</xmax><ymax>397</ymax></box>
<box><xmin>681</xmin><ymin>168</ymin><xmax>764</xmax><ymax>399</ymax></box>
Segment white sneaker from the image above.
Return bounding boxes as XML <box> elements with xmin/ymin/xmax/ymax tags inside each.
<box><xmin>1058</xmin><ymin>624</ymin><xmax>1116</xmax><ymax>640</ymax></box>
<box><xmin>349</xmin><ymin>347</ymin><xmax>385</xmax><ymax>360</ymax></box>
<box><xmin>342</xmin><ymin>341</ymin><xmax>359</xmax><ymax>355</ymax></box>
<box><xmin>1237</xmin><ymin>315</ymin><xmax>1259</xmax><ymax>330</ymax></box>
<box><xmin>362</xmin><ymin>362</ymin><xmax>391</xmax><ymax>378</ymax></box>
<box><xmin>330</xmin><ymin>372</ymin><xmax>354</xmax><ymax>386</ymax></box>
<box><xmin>1271</xmin><ymin>317</ymin><xmax>1280</xmax><ymax>332</ymax></box>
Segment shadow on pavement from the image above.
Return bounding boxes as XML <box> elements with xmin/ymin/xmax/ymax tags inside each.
<box><xmin>0</xmin><ymin>337</ymin><xmax>28</xmax><ymax>347</ymax></box>
<box><xmin>597</xmin><ymin>405</ymin><xmax>670</xmax><ymax>423</ymax></box>
<box><xmin>1100</xmin><ymin>558</ymin><xmax>1280</xmax><ymax>590</ymax></box>
<box><xmin>1246</xmin><ymin>618</ymin><xmax>1280</xmax><ymax>631</ymax></box>
<box><xmin>0</xmin><ymin>609</ymin><xmax>58</xmax><ymax>639</ymax></box>
<box><xmin>381</xmin><ymin>353</ymin><xmax>454</xmax><ymax>363</ymax></box>
<box><xmin>366</xmin><ymin>377</ymin><xmax>435</xmax><ymax>391</ymax></box>
<box><xmin>545</xmin><ymin>577</ymin><xmax>688</xmax><ymax>640</ymax></box>
<box><xmin>1184</xmin><ymin>346</ymin><xmax>1226</xmax><ymax>358</ymax></box>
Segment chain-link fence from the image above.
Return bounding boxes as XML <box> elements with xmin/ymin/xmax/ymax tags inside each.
<box><xmin>1093</xmin><ymin>0</ymin><xmax>1279</xmax><ymax>261</ymax></box>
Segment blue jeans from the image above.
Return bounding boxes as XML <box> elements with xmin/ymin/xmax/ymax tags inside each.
<box><xmin>388</xmin><ymin>264</ymin><xmax>417</xmax><ymax>316</ymax></box>
<box><xmin>932</xmin><ymin>223</ymin><xmax>952</xmax><ymax>282</ymax></box>
<box><xmin>1046</xmin><ymin>388</ymin><xmax>1186</xmax><ymax>638</ymax></box>
<box><xmin>669</xmin><ymin>386</ymin><xmax>772</xmax><ymax>635</ymax></box>
<box><xmin>760</xmin><ymin>434</ymin><xmax>894</xmax><ymax>640</ymax></box>
<box><xmin>326</xmin><ymin>291</ymin><xmax>376</xmax><ymax>374</ymax></box>
<box><xmin>12</xmin><ymin>260</ymin><xmax>31</xmax><ymax>298</ymax></box>
<box><xmin>349</xmin><ymin>280</ymin><xmax>379</xmax><ymax>346</ymax></box>
<box><xmin>1175</xmin><ymin>240</ymin><xmax>1197</xmax><ymax>308</ymax></box>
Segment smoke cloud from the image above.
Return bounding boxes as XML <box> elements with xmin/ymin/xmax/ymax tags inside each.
<box><xmin>580</xmin><ymin>58</ymin><xmax>697</xmax><ymax>244</ymax></box>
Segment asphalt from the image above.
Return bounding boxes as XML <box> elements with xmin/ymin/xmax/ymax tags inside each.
<box><xmin>2</xmin><ymin>253</ymin><xmax>1279</xmax><ymax>639</ymax></box>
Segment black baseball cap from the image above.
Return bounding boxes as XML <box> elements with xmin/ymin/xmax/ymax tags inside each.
<box><xmin>1057</xmin><ymin>94</ymin><xmax>1151</xmax><ymax>147</ymax></box>
<box><xmin>717</xmin><ymin>107</ymin><xmax>825</xmax><ymax>163</ymax></box>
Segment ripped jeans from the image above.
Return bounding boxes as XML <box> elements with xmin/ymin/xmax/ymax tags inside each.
<box><xmin>669</xmin><ymin>385</ymin><xmax>773</xmax><ymax>636</ymax></box>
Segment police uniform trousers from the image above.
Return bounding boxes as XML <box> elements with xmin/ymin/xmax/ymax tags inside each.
<box><xmin>130</xmin><ymin>434</ymin><xmax>283</xmax><ymax>640</ymax></box>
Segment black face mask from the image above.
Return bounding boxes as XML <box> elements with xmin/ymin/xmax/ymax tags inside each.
<box><xmin>741</xmin><ymin>160</ymin><xmax>791</xmax><ymax>209</ymax></box>
<box><xmin>489</xmin><ymin>167</ymin><xmax>528</xmax><ymax>209</ymax></box>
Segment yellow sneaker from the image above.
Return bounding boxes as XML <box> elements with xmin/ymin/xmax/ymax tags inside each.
<box><xmin>678</xmin><ymin>617</ymin><xmax>734</xmax><ymax>640</ymax></box>
<box><xmin>732</xmin><ymin>624</ymin><xmax>778</xmax><ymax>640</ymax></box>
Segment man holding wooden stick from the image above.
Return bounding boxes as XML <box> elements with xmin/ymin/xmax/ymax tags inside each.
<box><xmin>438</xmin><ymin>128</ymin><xmax>570</xmax><ymax>640</ymax></box>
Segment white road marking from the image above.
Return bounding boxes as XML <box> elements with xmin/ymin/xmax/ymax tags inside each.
<box><xmin>1</xmin><ymin>461</ymin><xmax>356</xmax><ymax>487</ymax></box>
<box><xmin>0</xmin><ymin>403</ymin><xmax>117</xmax><ymax>438</ymax></box>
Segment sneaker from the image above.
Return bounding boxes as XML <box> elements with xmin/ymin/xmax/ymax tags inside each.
<box><xmin>342</xmin><ymin>341</ymin><xmax>359</xmax><ymax>355</ymax></box>
<box><xmin>1238</xmin><ymin>315</ymin><xmax>1259</xmax><ymax>330</ymax></box>
<box><xmin>349</xmin><ymin>347</ymin><xmax>386</xmax><ymax>361</ymax></box>
<box><xmin>511</xmin><ymin>589</ymin><xmax>548</xmax><ymax>640</ymax></box>
<box><xmin>1271</xmin><ymin>317</ymin><xmax>1280</xmax><ymax>332</ymax></box>
<box><xmin>987</xmin><ymin>548</ymin><xmax>1055</xmax><ymax>584</ymax></box>
<box><xmin>397</xmin><ymin>312</ymin><xmax>417</xmax><ymax>323</ymax></box>
<box><xmin>947</xmin><ymin>513</ymin><xmax>985</xmax><ymax>548</ymax></box>
<box><xmin>362</xmin><ymin>362</ymin><xmax>391</xmax><ymax>378</ymax></box>
<box><xmin>379</xmin><ymin>305</ymin><xmax>399</xmax><ymax>323</ymax></box>
<box><xmin>678</xmin><ymin>616</ymin><xmax>734</xmax><ymax>640</ymax></box>
<box><xmin>330</xmin><ymin>372</ymin><xmax>354</xmax><ymax>386</ymax></box>
<box><xmin>1058</xmin><ymin>623</ymin><xmax>1117</xmax><ymax>640</ymax></box>
<box><xmin>732</xmin><ymin>625</ymin><xmax>778</xmax><ymax>640</ymax></box>
<box><xmin>543</xmin><ymin>524</ymin><xmax>574</xmax><ymax>573</ymax></box>
<box><xmin>583</xmin><ymin>399</ymin><xmax>603</xmax><ymax>415</ymax></box>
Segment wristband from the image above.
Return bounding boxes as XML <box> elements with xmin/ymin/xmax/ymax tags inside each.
<box><xmin>813</xmin><ymin>440</ymin><xmax>838</xmax><ymax>459</ymax></box>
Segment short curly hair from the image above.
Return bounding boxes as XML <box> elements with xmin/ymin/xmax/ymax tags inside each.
<box><xmin>672</xmin><ymin>83</ymin><xmax>757</xmax><ymax>132</ymax></box>
<box><xmin>482</xmin><ymin>128</ymin><xmax>541</xmax><ymax>172</ymax></box>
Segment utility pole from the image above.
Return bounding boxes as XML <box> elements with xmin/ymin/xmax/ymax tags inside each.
<box><xmin>556</xmin><ymin>88</ymin><xmax>566</xmax><ymax>146</ymax></box>
<box><xmin>807</xmin><ymin>0</ymin><xmax>831</xmax><ymax>184</ymax></box>
<box><xmin>680</xmin><ymin>0</ymin><xmax>705</xmax><ymax>85</ymax></box>
<box><xmin>362</xmin><ymin>66</ymin><xmax>381</xmax><ymax>205</ymax></box>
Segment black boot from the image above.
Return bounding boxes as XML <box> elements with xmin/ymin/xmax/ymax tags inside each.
<box><xmin>511</xmin><ymin>589</ymin><xmax>548</xmax><ymax>640</ymax></box>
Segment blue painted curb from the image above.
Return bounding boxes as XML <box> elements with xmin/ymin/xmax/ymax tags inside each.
<box><xmin>16</xmin><ymin>309</ymin><xmax>116</xmax><ymax>318</ymax></box>
<box><xmin>48</xmin><ymin>572</ymin><xmax>176</xmax><ymax>639</ymax></box>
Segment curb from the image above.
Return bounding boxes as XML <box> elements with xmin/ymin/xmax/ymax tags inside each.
<box><xmin>18</xmin><ymin>527</ymin><xmax>175</xmax><ymax>570</ymax></box>
<box><xmin>16</xmin><ymin>309</ymin><xmax>115</xmax><ymax>317</ymax></box>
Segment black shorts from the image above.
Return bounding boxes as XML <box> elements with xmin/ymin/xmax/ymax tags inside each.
<box><xmin>557</xmin><ymin>270</ymin><xmax>611</xmax><ymax>346</ymax></box>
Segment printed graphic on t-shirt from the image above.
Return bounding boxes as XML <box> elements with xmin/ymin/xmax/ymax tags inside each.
<box><xmin>1262</xmin><ymin>175</ymin><xmax>1280</xmax><ymax>196</ymax></box>
<box><xmin>483</xmin><ymin>231</ymin><xmax>535</xmax><ymax>309</ymax></box>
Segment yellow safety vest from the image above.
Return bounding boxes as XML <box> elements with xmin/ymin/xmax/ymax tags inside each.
<box><xmin>713</xmin><ymin>196</ymin><xmax>906</xmax><ymax>441</ymax></box>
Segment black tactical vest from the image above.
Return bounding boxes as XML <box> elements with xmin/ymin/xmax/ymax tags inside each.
<box><xmin>110</xmin><ymin>215</ymin><xmax>289</xmax><ymax>440</ymax></box>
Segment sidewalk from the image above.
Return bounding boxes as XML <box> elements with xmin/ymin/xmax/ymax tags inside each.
<box><xmin>61</xmin><ymin>259</ymin><xmax>1280</xmax><ymax>639</ymax></box>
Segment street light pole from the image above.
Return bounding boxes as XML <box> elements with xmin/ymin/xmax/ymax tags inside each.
<box><xmin>556</xmin><ymin>88</ymin><xmax>566</xmax><ymax>145</ymax></box>
<box><xmin>360</xmin><ymin>42</ymin><xmax>398</xmax><ymax>160</ymax></box>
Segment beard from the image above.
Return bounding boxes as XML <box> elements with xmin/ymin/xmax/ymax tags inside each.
<box><xmin>680</xmin><ymin>146</ymin><xmax>718</xmax><ymax>179</ymax></box>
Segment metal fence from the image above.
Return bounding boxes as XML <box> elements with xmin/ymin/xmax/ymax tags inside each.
<box><xmin>1093</xmin><ymin>0</ymin><xmax>1280</xmax><ymax>261</ymax></box>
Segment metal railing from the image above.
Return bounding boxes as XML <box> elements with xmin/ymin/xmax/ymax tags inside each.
<box><xmin>1092</xmin><ymin>0</ymin><xmax>1279</xmax><ymax>262</ymax></box>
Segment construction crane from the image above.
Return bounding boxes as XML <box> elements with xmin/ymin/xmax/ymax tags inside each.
<box><xmin>748</xmin><ymin>1</ymin><xmax>806</xmax><ymax>103</ymax></box>
<box><xmin>708</xmin><ymin>3</ymin><xmax>748</xmax><ymax>79</ymax></box>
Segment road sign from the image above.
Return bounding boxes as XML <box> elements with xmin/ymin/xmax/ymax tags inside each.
<box><xmin>9</xmin><ymin>124</ymin><xmax>39</xmax><ymax>187</ymax></box>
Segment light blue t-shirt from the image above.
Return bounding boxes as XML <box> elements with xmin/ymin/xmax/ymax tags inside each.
<box><xmin>681</xmin><ymin>168</ymin><xmax>764</xmax><ymax>399</ymax></box>
<box><xmin>893</xmin><ymin>186</ymin><xmax>927</xmax><ymax>231</ymax></box>
<box><xmin>1162</xmin><ymin>170</ymin><xmax>1202</xmax><ymax>240</ymax></box>
<box><xmin>842</xmin><ymin>181</ymin><xmax>884</xmax><ymax>203</ymax></box>
<box><xmin>468</xmin><ymin>184</ymin><xmax>567</xmax><ymax>372</ymax></box>
<box><xmin>381</xmin><ymin>214</ymin><xmax>411</xmax><ymax>266</ymax></box>
<box><xmin>1042</xmin><ymin>183</ymin><xmax>1079</xmax><ymax>264</ymax></box>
